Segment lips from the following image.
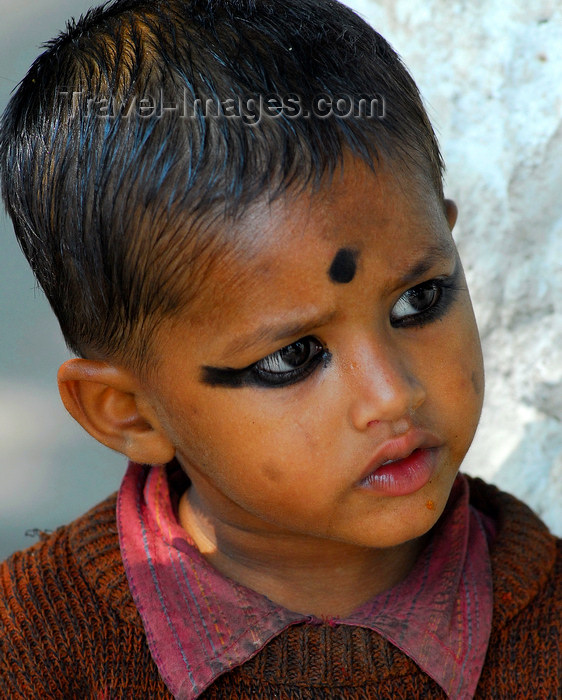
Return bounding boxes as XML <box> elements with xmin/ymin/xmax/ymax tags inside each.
<box><xmin>357</xmin><ymin>430</ymin><xmax>442</xmax><ymax>496</ymax></box>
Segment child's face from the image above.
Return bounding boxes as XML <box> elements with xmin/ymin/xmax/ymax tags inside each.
<box><xmin>143</xmin><ymin>157</ymin><xmax>484</xmax><ymax>551</ymax></box>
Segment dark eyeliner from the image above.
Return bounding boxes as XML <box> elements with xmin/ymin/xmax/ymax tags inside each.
<box><xmin>251</xmin><ymin>349</ymin><xmax>330</xmax><ymax>387</ymax></box>
<box><xmin>391</xmin><ymin>267</ymin><xmax>464</xmax><ymax>329</ymax></box>
<box><xmin>201</xmin><ymin>345</ymin><xmax>330</xmax><ymax>389</ymax></box>
<box><xmin>200</xmin><ymin>364</ymin><xmax>255</xmax><ymax>388</ymax></box>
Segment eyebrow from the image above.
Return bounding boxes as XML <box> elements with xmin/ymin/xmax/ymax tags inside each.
<box><xmin>397</xmin><ymin>239</ymin><xmax>456</xmax><ymax>286</ymax></box>
<box><xmin>221</xmin><ymin>309</ymin><xmax>337</xmax><ymax>358</ymax></box>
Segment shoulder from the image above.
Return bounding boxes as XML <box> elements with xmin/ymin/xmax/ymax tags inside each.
<box><xmin>466</xmin><ymin>475</ymin><xmax>560</xmax><ymax>603</ymax></box>
<box><xmin>466</xmin><ymin>476</ymin><xmax>561</xmax><ymax>697</ymax></box>
<box><xmin>0</xmin><ymin>491</ymin><xmax>135</xmax><ymax>618</ymax></box>
<box><xmin>0</xmin><ymin>493</ymin><xmax>155</xmax><ymax>697</ymax></box>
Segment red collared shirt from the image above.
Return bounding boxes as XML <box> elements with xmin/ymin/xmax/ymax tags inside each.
<box><xmin>117</xmin><ymin>463</ymin><xmax>494</xmax><ymax>699</ymax></box>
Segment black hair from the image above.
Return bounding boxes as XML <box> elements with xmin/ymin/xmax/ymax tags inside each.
<box><xmin>0</xmin><ymin>0</ymin><xmax>444</xmax><ymax>372</ymax></box>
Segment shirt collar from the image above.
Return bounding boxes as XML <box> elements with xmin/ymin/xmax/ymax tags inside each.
<box><xmin>117</xmin><ymin>462</ymin><xmax>493</xmax><ymax>699</ymax></box>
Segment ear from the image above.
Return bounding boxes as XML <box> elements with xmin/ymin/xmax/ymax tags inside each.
<box><xmin>57</xmin><ymin>359</ymin><xmax>176</xmax><ymax>465</ymax></box>
<box><xmin>444</xmin><ymin>199</ymin><xmax>458</xmax><ymax>231</ymax></box>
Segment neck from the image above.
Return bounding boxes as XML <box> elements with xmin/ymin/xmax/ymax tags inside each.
<box><xmin>179</xmin><ymin>486</ymin><xmax>426</xmax><ymax>618</ymax></box>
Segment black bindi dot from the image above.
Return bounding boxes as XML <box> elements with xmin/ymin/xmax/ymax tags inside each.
<box><xmin>328</xmin><ymin>247</ymin><xmax>359</xmax><ymax>284</ymax></box>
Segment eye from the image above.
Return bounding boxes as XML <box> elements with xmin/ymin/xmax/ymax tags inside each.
<box><xmin>390</xmin><ymin>275</ymin><xmax>461</xmax><ymax>328</ymax></box>
<box><xmin>200</xmin><ymin>336</ymin><xmax>331</xmax><ymax>389</ymax></box>
<box><xmin>251</xmin><ymin>336</ymin><xmax>328</xmax><ymax>387</ymax></box>
<box><xmin>391</xmin><ymin>281</ymin><xmax>441</xmax><ymax>321</ymax></box>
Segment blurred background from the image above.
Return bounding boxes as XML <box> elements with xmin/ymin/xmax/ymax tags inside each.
<box><xmin>1</xmin><ymin>0</ymin><xmax>561</xmax><ymax>559</ymax></box>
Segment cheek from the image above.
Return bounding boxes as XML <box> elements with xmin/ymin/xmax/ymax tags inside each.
<box><xmin>166</xmin><ymin>389</ymin><xmax>322</xmax><ymax>478</ymax></box>
<box><xmin>260</xmin><ymin>461</ymin><xmax>284</xmax><ymax>484</ymax></box>
<box><xmin>435</xmin><ymin>311</ymin><xmax>485</xmax><ymax>436</ymax></box>
<box><xmin>470</xmin><ymin>363</ymin><xmax>485</xmax><ymax>400</ymax></box>
<box><xmin>461</xmin><ymin>312</ymin><xmax>485</xmax><ymax>402</ymax></box>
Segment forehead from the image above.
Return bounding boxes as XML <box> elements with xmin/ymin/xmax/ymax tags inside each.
<box><xmin>185</xmin><ymin>158</ymin><xmax>452</xmax><ymax>315</ymax></box>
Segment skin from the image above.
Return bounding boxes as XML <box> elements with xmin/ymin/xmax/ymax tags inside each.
<box><xmin>59</xmin><ymin>157</ymin><xmax>485</xmax><ymax>617</ymax></box>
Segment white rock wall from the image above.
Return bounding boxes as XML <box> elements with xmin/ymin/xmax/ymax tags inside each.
<box><xmin>344</xmin><ymin>0</ymin><xmax>562</xmax><ymax>533</ymax></box>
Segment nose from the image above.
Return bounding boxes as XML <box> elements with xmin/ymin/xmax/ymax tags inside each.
<box><xmin>346</xmin><ymin>338</ymin><xmax>426</xmax><ymax>430</ymax></box>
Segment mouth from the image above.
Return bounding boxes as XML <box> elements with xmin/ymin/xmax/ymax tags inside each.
<box><xmin>357</xmin><ymin>432</ymin><xmax>442</xmax><ymax>497</ymax></box>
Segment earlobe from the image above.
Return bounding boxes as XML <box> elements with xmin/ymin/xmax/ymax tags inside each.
<box><xmin>444</xmin><ymin>199</ymin><xmax>458</xmax><ymax>231</ymax></box>
<box><xmin>57</xmin><ymin>359</ymin><xmax>176</xmax><ymax>465</ymax></box>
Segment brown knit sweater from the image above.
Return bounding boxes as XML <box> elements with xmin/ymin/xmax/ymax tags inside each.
<box><xmin>1</xmin><ymin>477</ymin><xmax>560</xmax><ymax>699</ymax></box>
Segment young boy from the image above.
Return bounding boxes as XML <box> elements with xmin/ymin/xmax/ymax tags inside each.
<box><xmin>0</xmin><ymin>0</ymin><xmax>559</xmax><ymax>697</ymax></box>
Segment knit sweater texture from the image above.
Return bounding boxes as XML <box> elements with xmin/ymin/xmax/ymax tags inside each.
<box><xmin>1</xmin><ymin>476</ymin><xmax>560</xmax><ymax>699</ymax></box>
